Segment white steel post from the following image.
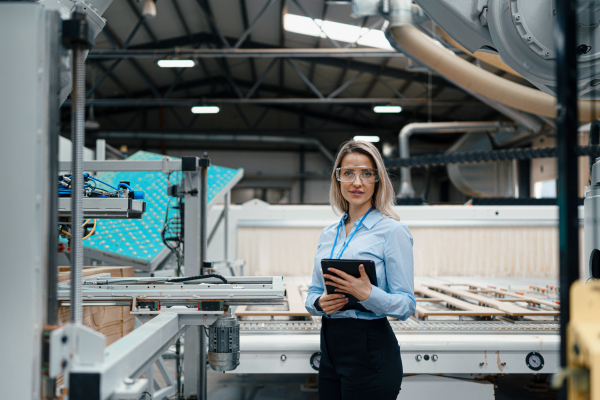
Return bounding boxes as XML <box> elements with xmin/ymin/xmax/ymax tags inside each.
<box><xmin>183</xmin><ymin>167</ymin><xmax>201</xmax><ymax>398</ymax></box>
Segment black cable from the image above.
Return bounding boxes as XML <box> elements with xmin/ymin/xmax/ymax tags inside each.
<box><xmin>385</xmin><ymin>145</ymin><xmax>600</xmax><ymax>168</ymax></box>
<box><xmin>139</xmin><ymin>391</ymin><xmax>152</xmax><ymax>400</ymax></box>
<box><xmin>167</xmin><ymin>274</ymin><xmax>228</xmax><ymax>284</ymax></box>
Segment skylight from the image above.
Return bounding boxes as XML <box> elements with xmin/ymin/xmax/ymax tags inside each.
<box><xmin>283</xmin><ymin>14</ymin><xmax>393</xmax><ymax>50</ymax></box>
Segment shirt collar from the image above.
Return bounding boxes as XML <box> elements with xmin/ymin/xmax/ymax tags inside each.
<box><xmin>341</xmin><ymin>207</ymin><xmax>383</xmax><ymax>230</ymax></box>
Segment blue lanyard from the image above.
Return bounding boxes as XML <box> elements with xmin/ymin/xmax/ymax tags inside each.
<box><xmin>329</xmin><ymin>206</ymin><xmax>374</xmax><ymax>259</ymax></box>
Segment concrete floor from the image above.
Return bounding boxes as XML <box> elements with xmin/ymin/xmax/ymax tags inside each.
<box><xmin>156</xmin><ymin>358</ymin><xmax>556</xmax><ymax>400</ymax></box>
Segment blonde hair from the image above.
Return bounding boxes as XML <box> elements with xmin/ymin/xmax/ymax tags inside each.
<box><xmin>329</xmin><ymin>140</ymin><xmax>400</xmax><ymax>221</ymax></box>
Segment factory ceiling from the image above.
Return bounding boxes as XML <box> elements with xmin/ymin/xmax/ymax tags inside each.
<box><xmin>66</xmin><ymin>0</ymin><xmax>537</xmax><ymax>154</ymax></box>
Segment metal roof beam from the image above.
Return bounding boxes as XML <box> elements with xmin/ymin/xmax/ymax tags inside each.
<box><xmin>88</xmin><ymin>48</ymin><xmax>406</xmax><ymax>59</ymax></box>
<box><xmin>125</xmin><ymin>0</ymin><xmax>158</xmax><ymax>44</ymax></box>
<box><xmin>195</xmin><ymin>0</ymin><xmax>230</xmax><ymax>48</ymax></box>
<box><xmin>290</xmin><ymin>0</ymin><xmax>340</xmax><ymax>48</ymax></box>
<box><xmin>99</xmin><ymin>25</ymin><xmax>161</xmax><ymax>98</ymax></box>
<box><xmin>171</xmin><ymin>0</ymin><xmax>192</xmax><ymax>38</ymax></box>
<box><xmin>286</xmin><ymin>59</ymin><xmax>324</xmax><ymax>99</ymax></box>
<box><xmin>234</xmin><ymin>0</ymin><xmax>277</xmax><ymax>49</ymax></box>
<box><xmin>119</xmin><ymin>34</ymin><xmax>443</xmax><ymax>86</ymax></box>
<box><xmin>245</xmin><ymin>58</ymin><xmax>278</xmax><ymax>99</ymax></box>
<box><xmin>327</xmin><ymin>71</ymin><xmax>364</xmax><ymax>99</ymax></box>
<box><xmin>87</xmin><ymin>19</ymin><xmax>147</xmax><ymax>98</ymax></box>
<box><xmin>69</xmin><ymin>98</ymin><xmax>469</xmax><ymax>107</ymax></box>
<box><xmin>239</xmin><ymin>0</ymin><xmax>257</xmax><ymax>82</ymax></box>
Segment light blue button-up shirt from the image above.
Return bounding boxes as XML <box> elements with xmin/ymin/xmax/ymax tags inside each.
<box><xmin>305</xmin><ymin>208</ymin><xmax>416</xmax><ymax>320</ymax></box>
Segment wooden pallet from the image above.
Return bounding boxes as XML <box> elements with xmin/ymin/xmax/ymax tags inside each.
<box><xmin>414</xmin><ymin>285</ymin><xmax>505</xmax><ymax>320</ymax></box>
<box><xmin>461</xmin><ymin>284</ymin><xmax>560</xmax><ymax>310</ymax></box>
<box><xmin>235</xmin><ymin>276</ymin><xmax>312</xmax><ymax>317</ymax></box>
<box><xmin>423</xmin><ymin>283</ymin><xmax>559</xmax><ymax>318</ymax></box>
<box><xmin>57</xmin><ymin>266</ymin><xmax>135</xmax><ymax>387</ymax></box>
<box><xmin>58</xmin><ymin>266</ymin><xmax>135</xmax><ymax>344</ymax></box>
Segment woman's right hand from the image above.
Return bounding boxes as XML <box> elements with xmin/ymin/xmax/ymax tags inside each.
<box><xmin>318</xmin><ymin>292</ymin><xmax>348</xmax><ymax>315</ymax></box>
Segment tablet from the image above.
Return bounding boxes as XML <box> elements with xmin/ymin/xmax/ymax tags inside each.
<box><xmin>320</xmin><ymin>259</ymin><xmax>377</xmax><ymax>312</ymax></box>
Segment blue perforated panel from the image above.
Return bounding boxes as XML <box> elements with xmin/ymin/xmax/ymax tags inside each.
<box><xmin>83</xmin><ymin>151</ymin><xmax>241</xmax><ymax>265</ymax></box>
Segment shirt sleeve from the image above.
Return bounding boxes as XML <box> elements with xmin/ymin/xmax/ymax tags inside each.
<box><xmin>305</xmin><ymin>230</ymin><xmax>327</xmax><ymax>317</ymax></box>
<box><xmin>358</xmin><ymin>223</ymin><xmax>416</xmax><ymax>320</ymax></box>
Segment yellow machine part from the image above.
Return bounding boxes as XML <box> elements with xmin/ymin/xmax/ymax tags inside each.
<box><xmin>568</xmin><ymin>280</ymin><xmax>600</xmax><ymax>400</ymax></box>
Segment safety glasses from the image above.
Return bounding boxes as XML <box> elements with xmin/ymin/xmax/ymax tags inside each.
<box><xmin>335</xmin><ymin>166</ymin><xmax>379</xmax><ymax>183</ymax></box>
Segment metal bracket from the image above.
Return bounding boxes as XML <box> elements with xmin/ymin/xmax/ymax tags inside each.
<box><xmin>109</xmin><ymin>378</ymin><xmax>149</xmax><ymax>399</ymax></box>
<box><xmin>62</xmin><ymin>11</ymin><xmax>95</xmax><ymax>49</ymax></box>
<box><xmin>49</xmin><ymin>323</ymin><xmax>105</xmax><ymax>378</ymax></box>
<box><xmin>162</xmin><ymin>156</ymin><xmax>170</xmax><ymax>174</ymax></box>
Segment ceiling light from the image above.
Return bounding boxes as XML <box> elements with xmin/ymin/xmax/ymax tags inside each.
<box><xmin>353</xmin><ymin>135</ymin><xmax>380</xmax><ymax>143</ymax></box>
<box><xmin>191</xmin><ymin>106</ymin><xmax>220</xmax><ymax>114</ymax></box>
<box><xmin>283</xmin><ymin>14</ymin><xmax>393</xmax><ymax>50</ymax></box>
<box><xmin>142</xmin><ymin>0</ymin><xmax>156</xmax><ymax>18</ymax></box>
<box><xmin>373</xmin><ymin>105</ymin><xmax>402</xmax><ymax>113</ymax></box>
<box><xmin>157</xmin><ymin>59</ymin><xmax>195</xmax><ymax>68</ymax></box>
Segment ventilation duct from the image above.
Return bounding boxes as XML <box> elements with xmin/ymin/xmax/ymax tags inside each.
<box><xmin>387</xmin><ymin>15</ymin><xmax>600</xmax><ymax>121</ymax></box>
<box><xmin>446</xmin><ymin>132</ymin><xmax>516</xmax><ymax>198</ymax></box>
<box><xmin>398</xmin><ymin>122</ymin><xmax>513</xmax><ymax>198</ymax></box>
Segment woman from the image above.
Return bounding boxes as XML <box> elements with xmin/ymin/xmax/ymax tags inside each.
<box><xmin>305</xmin><ymin>140</ymin><xmax>416</xmax><ymax>400</ymax></box>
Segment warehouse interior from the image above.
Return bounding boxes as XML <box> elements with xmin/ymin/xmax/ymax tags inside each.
<box><xmin>1</xmin><ymin>0</ymin><xmax>600</xmax><ymax>399</ymax></box>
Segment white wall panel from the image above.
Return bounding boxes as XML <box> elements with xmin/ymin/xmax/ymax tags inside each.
<box><xmin>230</xmin><ymin>202</ymin><xmax>586</xmax><ymax>278</ymax></box>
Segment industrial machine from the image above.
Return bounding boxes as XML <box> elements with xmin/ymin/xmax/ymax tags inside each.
<box><xmin>585</xmin><ymin>159</ymin><xmax>600</xmax><ymax>280</ymax></box>
<box><xmin>0</xmin><ymin>3</ymin><xmax>282</xmax><ymax>400</ymax></box>
<box><xmin>563</xmin><ymin>280</ymin><xmax>600</xmax><ymax>400</ymax></box>
<box><xmin>49</xmin><ymin>274</ymin><xmax>285</xmax><ymax>400</ymax></box>
<box><xmin>362</xmin><ymin>0</ymin><xmax>600</xmax><ymax>98</ymax></box>
<box><xmin>1</xmin><ymin>1</ymin><xmax>598</xmax><ymax>399</ymax></box>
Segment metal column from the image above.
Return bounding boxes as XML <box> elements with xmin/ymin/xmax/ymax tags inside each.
<box><xmin>554</xmin><ymin>1</ymin><xmax>580</xmax><ymax>400</ymax></box>
<box><xmin>43</xmin><ymin>11</ymin><xmax>61</xmax><ymax>399</ymax></box>
<box><xmin>183</xmin><ymin>162</ymin><xmax>201</xmax><ymax>399</ymax></box>
<box><xmin>198</xmin><ymin>153</ymin><xmax>210</xmax><ymax>400</ymax></box>
<box><xmin>224</xmin><ymin>191</ymin><xmax>229</xmax><ymax>260</ymax></box>
<box><xmin>62</xmin><ymin>9</ymin><xmax>95</xmax><ymax>324</ymax></box>
<box><xmin>69</xmin><ymin>39</ymin><xmax>86</xmax><ymax>324</ymax></box>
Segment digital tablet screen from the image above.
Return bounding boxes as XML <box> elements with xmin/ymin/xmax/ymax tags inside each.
<box><xmin>320</xmin><ymin>259</ymin><xmax>377</xmax><ymax>312</ymax></box>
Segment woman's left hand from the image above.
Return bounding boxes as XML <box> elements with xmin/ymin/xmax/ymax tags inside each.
<box><xmin>324</xmin><ymin>265</ymin><xmax>372</xmax><ymax>302</ymax></box>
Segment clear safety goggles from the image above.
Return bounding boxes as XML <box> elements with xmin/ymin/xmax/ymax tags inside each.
<box><xmin>335</xmin><ymin>166</ymin><xmax>379</xmax><ymax>183</ymax></box>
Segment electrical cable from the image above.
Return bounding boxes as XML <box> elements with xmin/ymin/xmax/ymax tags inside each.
<box><xmin>58</xmin><ymin>218</ymin><xmax>96</xmax><ymax>239</ymax></box>
<box><xmin>87</xmin><ymin>175</ymin><xmax>118</xmax><ymax>191</ymax></box>
<box><xmin>167</xmin><ymin>274</ymin><xmax>228</xmax><ymax>284</ymax></box>
<box><xmin>83</xmin><ymin>274</ymin><xmax>229</xmax><ymax>285</ymax></box>
<box><xmin>161</xmin><ymin>172</ymin><xmax>184</xmax><ymax>277</ymax></box>
<box><xmin>83</xmin><ymin>219</ymin><xmax>96</xmax><ymax>240</ymax></box>
<box><xmin>58</xmin><ymin>173</ymin><xmax>140</xmax><ymax>198</ymax></box>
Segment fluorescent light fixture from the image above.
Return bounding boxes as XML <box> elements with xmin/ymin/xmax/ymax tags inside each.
<box><xmin>191</xmin><ymin>106</ymin><xmax>220</xmax><ymax>114</ymax></box>
<box><xmin>353</xmin><ymin>135</ymin><xmax>380</xmax><ymax>143</ymax></box>
<box><xmin>157</xmin><ymin>59</ymin><xmax>195</xmax><ymax>68</ymax></box>
<box><xmin>283</xmin><ymin>14</ymin><xmax>393</xmax><ymax>50</ymax></box>
<box><xmin>373</xmin><ymin>106</ymin><xmax>402</xmax><ymax>113</ymax></box>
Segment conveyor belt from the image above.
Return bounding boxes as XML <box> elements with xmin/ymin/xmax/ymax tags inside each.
<box><xmin>234</xmin><ymin>277</ymin><xmax>560</xmax><ymax>375</ymax></box>
<box><xmin>239</xmin><ymin>320</ymin><xmax>559</xmax><ymax>334</ymax></box>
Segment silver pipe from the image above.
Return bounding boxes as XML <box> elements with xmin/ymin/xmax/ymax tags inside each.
<box><xmin>74</xmin><ymin>97</ymin><xmax>458</xmax><ymax>106</ymax></box>
<box><xmin>46</xmin><ymin>10</ymin><xmax>60</xmax><ymax>328</ymax></box>
<box><xmin>199</xmin><ymin>154</ymin><xmax>208</xmax><ymax>400</ymax></box>
<box><xmin>87</xmin><ymin>48</ymin><xmax>405</xmax><ymax>59</ymax></box>
<box><xmin>384</xmin><ymin>6</ymin><xmax>546</xmax><ymax>133</ymax></box>
<box><xmin>95</xmin><ymin>131</ymin><xmax>336</xmax><ymax>163</ymax></box>
<box><xmin>398</xmin><ymin>121</ymin><xmax>508</xmax><ymax>198</ymax></box>
<box><xmin>512</xmin><ymin>159</ymin><xmax>519</xmax><ymax>199</ymax></box>
<box><xmin>70</xmin><ymin>43</ymin><xmax>86</xmax><ymax>323</ymax></box>
<box><xmin>224</xmin><ymin>192</ymin><xmax>229</xmax><ymax>261</ymax></box>
<box><xmin>200</xmin><ymin>156</ymin><xmax>208</xmax><ymax>268</ymax></box>
<box><xmin>459</xmin><ymin>85</ymin><xmax>544</xmax><ymax>133</ymax></box>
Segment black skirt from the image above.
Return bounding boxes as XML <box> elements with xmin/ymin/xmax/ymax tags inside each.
<box><xmin>318</xmin><ymin>317</ymin><xmax>403</xmax><ymax>400</ymax></box>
